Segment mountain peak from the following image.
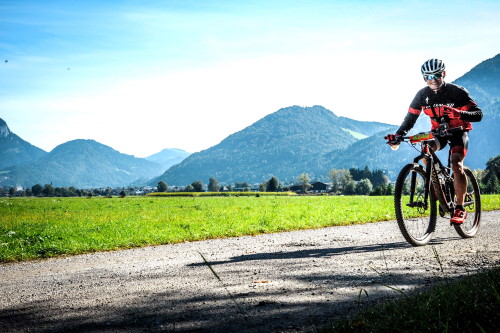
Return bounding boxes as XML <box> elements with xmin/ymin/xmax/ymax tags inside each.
<box><xmin>277</xmin><ymin>105</ymin><xmax>337</xmax><ymax>117</ymax></box>
<box><xmin>0</xmin><ymin>118</ymin><xmax>11</xmax><ymax>137</ymax></box>
<box><xmin>153</xmin><ymin>105</ymin><xmax>392</xmax><ymax>185</ymax></box>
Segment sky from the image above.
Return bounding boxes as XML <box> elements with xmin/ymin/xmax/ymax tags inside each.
<box><xmin>1</xmin><ymin>0</ymin><xmax>499</xmax><ymax>157</ymax></box>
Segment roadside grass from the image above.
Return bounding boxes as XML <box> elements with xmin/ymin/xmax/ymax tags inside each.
<box><xmin>314</xmin><ymin>267</ymin><xmax>500</xmax><ymax>333</ymax></box>
<box><xmin>0</xmin><ymin>194</ymin><xmax>499</xmax><ymax>262</ymax></box>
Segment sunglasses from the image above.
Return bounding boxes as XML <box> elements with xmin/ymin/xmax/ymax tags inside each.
<box><xmin>423</xmin><ymin>73</ymin><xmax>444</xmax><ymax>81</ymax></box>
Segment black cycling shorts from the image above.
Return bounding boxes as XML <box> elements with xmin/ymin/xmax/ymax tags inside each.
<box><xmin>434</xmin><ymin>130</ymin><xmax>469</xmax><ymax>156</ymax></box>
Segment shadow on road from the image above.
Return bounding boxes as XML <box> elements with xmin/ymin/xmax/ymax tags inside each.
<box><xmin>1</xmin><ymin>236</ymin><xmax>468</xmax><ymax>333</ymax></box>
<box><xmin>187</xmin><ymin>236</ymin><xmax>457</xmax><ymax>267</ymax></box>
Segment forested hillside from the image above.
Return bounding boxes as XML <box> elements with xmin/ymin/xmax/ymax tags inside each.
<box><xmin>151</xmin><ymin>105</ymin><xmax>393</xmax><ymax>185</ymax></box>
<box><xmin>1</xmin><ymin>139</ymin><xmax>164</xmax><ymax>188</ymax></box>
<box><xmin>0</xmin><ymin>118</ymin><xmax>47</xmax><ymax>170</ymax></box>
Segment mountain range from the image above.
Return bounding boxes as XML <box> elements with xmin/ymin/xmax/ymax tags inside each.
<box><xmin>0</xmin><ymin>119</ymin><xmax>47</xmax><ymax>170</ymax></box>
<box><xmin>0</xmin><ymin>121</ymin><xmax>189</xmax><ymax>188</ymax></box>
<box><xmin>144</xmin><ymin>148</ymin><xmax>191</xmax><ymax>169</ymax></box>
<box><xmin>152</xmin><ymin>54</ymin><xmax>499</xmax><ymax>186</ymax></box>
<box><xmin>150</xmin><ymin>105</ymin><xmax>395</xmax><ymax>185</ymax></box>
<box><xmin>1</xmin><ymin>53</ymin><xmax>498</xmax><ymax>189</ymax></box>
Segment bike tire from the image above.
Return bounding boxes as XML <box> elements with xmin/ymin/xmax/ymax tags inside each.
<box><xmin>394</xmin><ymin>163</ymin><xmax>437</xmax><ymax>246</ymax></box>
<box><xmin>453</xmin><ymin>167</ymin><xmax>481</xmax><ymax>238</ymax></box>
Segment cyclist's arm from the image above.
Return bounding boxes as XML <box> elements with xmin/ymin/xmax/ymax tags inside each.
<box><xmin>457</xmin><ymin>102</ymin><xmax>483</xmax><ymax>122</ymax></box>
<box><xmin>396</xmin><ymin>108</ymin><xmax>420</xmax><ymax>136</ymax></box>
<box><xmin>453</xmin><ymin>86</ymin><xmax>483</xmax><ymax>122</ymax></box>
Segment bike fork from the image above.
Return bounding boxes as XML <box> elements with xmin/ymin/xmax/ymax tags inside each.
<box><xmin>407</xmin><ymin>169</ymin><xmax>428</xmax><ymax>209</ymax></box>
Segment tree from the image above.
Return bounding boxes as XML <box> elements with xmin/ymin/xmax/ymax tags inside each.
<box><xmin>32</xmin><ymin>184</ymin><xmax>43</xmax><ymax>196</ymax></box>
<box><xmin>370</xmin><ymin>169</ymin><xmax>389</xmax><ymax>188</ymax></box>
<box><xmin>385</xmin><ymin>183</ymin><xmax>394</xmax><ymax>195</ymax></box>
<box><xmin>328</xmin><ymin>169</ymin><xmax>352</xmax><ymax>194</ymax></box>
<box><xmin>68</xmin><ymin>186</ymin><xmax>78</xmax><ymax>196</ymax></box>
<box><xmin>157</xmin><ymin>181</ymin><xmax>168</xmax><ymax>192</ymax></box>
<box><xmin>356</xmin><ymin>178</ymin><xmax>373</xmax><ymax>195</ymax></box>
<box><xmin>482</xmin><ymin>154</ymin><xmax>500</xmax><ymax>194</ymax></box>
<box><xmin>42</xmin><ymin>184</ymin><xmax>55</xmax><ymax>197</ymax></box>
<box><xmin>344</xmin><ymin>180</ymin><xmax>357</xmax><ymax>195</ymax></box>
<box><xmin>55</xmin><ymin>187</ymin><xmax>71</xmax><ymax>197</ymax></box>
<box><xmin>266</xmin><ymin>176</ymin><xmax>280</xmax><ymax>192</ymax></box>
<box><xmin>191</xmin><ymin>180</ymin><xmax>204</xmax><ymax>192</ymax></box>
<box><xmin>485</xmin><ymin>173</ymin><xmax>500</xmax><ymax>194</ymax></box>
<box><xmin>208</xmin><ymin>177</ymin><xmax>220</xmax><ymax>192</ymax></box>
<box><xmin>371</xmin><ymin>184</ymin><xmax>386</xmax><ymax>196</ymax></box>
<box><xmin>259</xmin><ymin>181</ymin><xmax>267</xmax><ymax>192</ymax></box>
<box><xmin>299</xmin><ymin>173</ymin><xmax>312</xmax><ymax>193</ymax></box>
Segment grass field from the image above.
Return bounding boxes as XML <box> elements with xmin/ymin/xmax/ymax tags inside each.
<box><xmin>318</xmin><ymin>267</ymin><xmax>500</xmax><ymax>332</ymax></box>
<box><xmin>1</xmin><ymin>194</ymin><xmax>499</xmax><ymax>262</ymax></box>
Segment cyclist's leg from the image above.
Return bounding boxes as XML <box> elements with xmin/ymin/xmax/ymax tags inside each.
<box><xmin>430</xmin><ymin>136</ymin><xmax>445</xmax><ymax>152</ymax></box>
<box><xmin>450</xmin><ymin>132</ymin><xmax>469</xmax><ymax>207</ymax></box>
<box><xmin>422</xmin><ymin>136</ymin><xmax>446</xmax><ymax>167</ymax></box>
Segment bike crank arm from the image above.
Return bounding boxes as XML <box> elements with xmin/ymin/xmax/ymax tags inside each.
<box><xmin>463</xmin><ymin>200</ymin><xmax>475</xmax><ymax>208</ymax></box>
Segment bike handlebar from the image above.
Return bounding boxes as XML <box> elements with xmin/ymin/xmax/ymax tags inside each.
<box><xmin>385</xmin><ymin>126</ymin><xmax>464</xmax><ymax>145</ymax></box>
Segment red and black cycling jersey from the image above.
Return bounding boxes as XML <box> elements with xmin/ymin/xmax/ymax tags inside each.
<box><xmin>396</xmin><ymin>82</ymin><xmax>482</xmax><ymax>135</ymax></box>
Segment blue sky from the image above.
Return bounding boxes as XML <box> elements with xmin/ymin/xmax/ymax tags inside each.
<box><xmin>1</xmin><ymin>0</ymin><xmax>499</xmax><ymax>157</ymax></box>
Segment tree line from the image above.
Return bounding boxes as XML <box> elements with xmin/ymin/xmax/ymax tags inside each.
<box><xmin>3</xmin><ymin>154</ymin><xmax>499</xmax><ymax>197</ymax></box>
<box><xmin>155</xmin><ymin>166</ymin><xmax>393</xmax><ymax>196</ymax></box>
<box><xmin>157</xmin><ymin>156</ymin><xmax>500</xmax><ymax>196</ymax></box>
<box><xmin>0</xmin><ymin>184</ymin><xmax>145</xmax><ymax>198</ymax></box>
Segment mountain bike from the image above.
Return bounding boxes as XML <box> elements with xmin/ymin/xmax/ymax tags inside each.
<box><xmin>386</xmin><ymin>124</ymin><xmax>481</xmax><ymax>246</ymax></box>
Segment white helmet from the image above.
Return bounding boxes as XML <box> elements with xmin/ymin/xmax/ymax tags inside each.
<box><xmin>421</xmin><ymin>58</ymin><xmax>446</xmax><ymax>75</ymax></box>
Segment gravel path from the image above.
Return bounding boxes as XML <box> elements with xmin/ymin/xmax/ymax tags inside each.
<box><xmin>1</xmin><ymin>211</ymin><xmax>499</xmax><ymax>332</ymax></box>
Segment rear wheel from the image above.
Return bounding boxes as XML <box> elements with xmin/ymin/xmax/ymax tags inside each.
<box><xmin>394</xmin><ymin>163</ymin><xmax>437</xmax><ymax>246</ymax></box>
<box><xmin>453</xmin><ymin>167</ymin><xmax>481</xmax><ymax>238</ymax></box>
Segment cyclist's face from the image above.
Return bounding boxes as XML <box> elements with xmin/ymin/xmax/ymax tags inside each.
<box><xmin>424</xmin><ymin>71</ymin><xmax>445</xmax><ymax>91</ymax></box>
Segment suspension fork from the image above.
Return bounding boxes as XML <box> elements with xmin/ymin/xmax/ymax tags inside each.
<box><xmin>408</xmin><ymin>145</ymin><xmax>433</xmax><ymax>209</ymax></box>
<box><xmin>428</xmin><ymin>149</ymin><xmax>451</xmax><ymax>212</ymax></box>
<box><xmin>424</xmin><ymin>158</ymin><xmax>433</xmax><ymax>209</ymax></box>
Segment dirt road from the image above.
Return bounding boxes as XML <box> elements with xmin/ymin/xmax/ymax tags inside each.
<box><xmin>1</xmin><ymin>211</ymin><xmax>499</xmax><ymax>332</ymax></box>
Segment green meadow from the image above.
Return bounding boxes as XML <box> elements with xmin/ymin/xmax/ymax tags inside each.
<box><xmin>1</xmin><ymin>194</ymin><xmax>499</xmax><ymax>262</ymax></box>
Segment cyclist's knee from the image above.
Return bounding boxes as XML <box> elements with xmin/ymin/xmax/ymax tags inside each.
<box><xmin>450</xmin><ymin>152</ymin><xmax>465</xmax><ymax>174</ymax></box>
<box><xmin>450</xmin><ymin>152</ymin><xmax>464</xmax><ymax>165</ymax></box>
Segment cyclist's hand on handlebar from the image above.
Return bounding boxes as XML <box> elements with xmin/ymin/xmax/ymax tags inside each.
<box><xmin>385</xmin><ymin>134</ymin><xmax>402</xmax><ymax>146</ymax></box>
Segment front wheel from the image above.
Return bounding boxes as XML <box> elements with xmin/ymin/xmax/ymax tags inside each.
<box><xmin>394</xmin><ymin>163</ymin><xmax>437</xmax><ymax>246</ymax></box>
<box><xmin>453</xmin><ymin>167</ymin><xmax>481</xmax><ymax>238</ymax></box>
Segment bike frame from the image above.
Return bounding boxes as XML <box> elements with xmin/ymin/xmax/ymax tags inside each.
<box><xmin>407</xmin><ymin>139</ymin><xmax>454</xmax><ymax>215</ymax></box>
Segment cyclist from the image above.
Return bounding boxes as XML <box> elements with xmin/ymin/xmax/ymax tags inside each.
<box><xmin>387</xmin><ymin>58</ymin><xmax>482</xmax><ymax>224</ymax></box>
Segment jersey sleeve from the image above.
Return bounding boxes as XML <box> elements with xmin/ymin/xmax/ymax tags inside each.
<box><xmin>396</xmin><ymin>89</ymin><xmax>425</xmax><ymax>135</ymax></box>
<box><xmin>456</xmin><ymin>87</ymin><xmax>483</xmax><ymax>122</ymax></box>
<box><xmin>396</xmin><ymin>111</ymin><xmax>420</xmax><ymax>135</ymax></box>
